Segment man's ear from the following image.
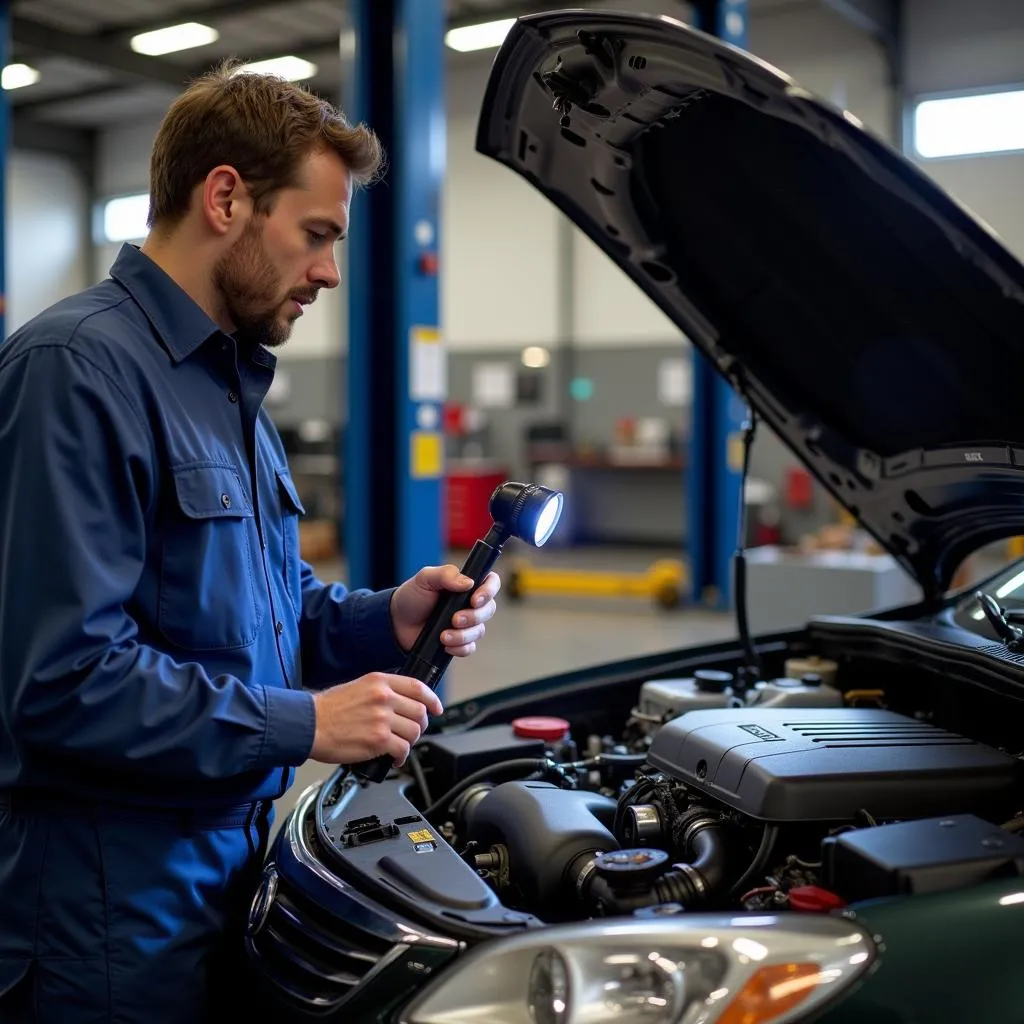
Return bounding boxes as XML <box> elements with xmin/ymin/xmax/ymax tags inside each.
<box><xmin>201</xmin><ymin>165</ymin><xmax>250</xmax><ymax>236</ymax></box>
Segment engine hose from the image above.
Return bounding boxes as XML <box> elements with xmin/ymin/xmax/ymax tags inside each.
<box><xmin>422</xmin><ymin>758</ymin><xmax>559</xmax><ymax>822</ymax></box>
<box><xmin>729</xmin><ymin>824</ymin><xmax>779</xmax><ymax>896</ymax></box>
<box><xmin>583</xmin><ymin>824</ymin><xmax>727</xmax><ymax>915</ymax></box>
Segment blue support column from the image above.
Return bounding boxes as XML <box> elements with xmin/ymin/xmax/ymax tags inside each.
<box><xmin>346</xmin><ymin>2</ymin><xmax>446</xmax><ymax>598</ymax></box>
<box><xmin>687</xmin><ymin>0</ymin><xmax>750</xmax><ymax>610</ymax></box>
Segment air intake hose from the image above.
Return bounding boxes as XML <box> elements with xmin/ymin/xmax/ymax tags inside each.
<box><xmin>572</xmin><ymin>816</ymin><xmax>727</xmax><ymax>915</ymax></box>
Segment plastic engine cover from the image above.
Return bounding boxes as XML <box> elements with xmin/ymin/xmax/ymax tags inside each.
<box><xmin>646</xmin><ymin>708</ymin><xmax>1019</xmax><ymax>822</ymax></box>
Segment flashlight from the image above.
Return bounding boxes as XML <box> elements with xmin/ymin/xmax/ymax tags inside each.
<box><xmin>350</xmin><ymin>481</ymin><xmax>563</xmax><ymax>784</ymax></box>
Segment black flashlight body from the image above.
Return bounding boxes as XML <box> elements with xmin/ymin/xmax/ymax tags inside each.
<box><xmin>349</xmin><ymin>528</ymin><xmax>506</xmax><ymax>784</ymax></box>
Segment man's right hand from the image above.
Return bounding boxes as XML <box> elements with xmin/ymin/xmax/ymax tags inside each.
<box><xmin>308</xmin><ymin>673</ymin><xmax>444</xmax><ymax>766</ymax></box>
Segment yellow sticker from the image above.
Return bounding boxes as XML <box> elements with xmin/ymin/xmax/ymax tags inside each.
<box><xmin>411</xmin><ymin>431</ymin><xmax>443</xmax><ymax>479</ymax></box>
<box><xmin>408</xmin><ymin>829</ymin><xmax>434</xmax><ymax>844</ymax></box>
<box><xmin>727</xmin><ymin>433</ymin><xmax>745</xmax><ymax>474</ymax></box>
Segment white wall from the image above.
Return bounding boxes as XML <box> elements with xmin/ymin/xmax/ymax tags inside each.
<box><xmin>904</xmin><ymin>0</ymin><xmax>1024</xmax><ymax>261</ymax></box>
<box><xmin>6</xmin><ymin>150</ymin><xmax>89</xmax><ymax>335</ymax></box>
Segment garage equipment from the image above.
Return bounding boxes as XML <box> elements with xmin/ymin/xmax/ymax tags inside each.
<box><xmin>351</xmin><ymin>480</ymin><xmax>564</xmax><ymax>783</ymax></box>
<box><xmin>505</xmin><ymin>556</ymin><xmax>688</xmax><ymax>609</ymax></box>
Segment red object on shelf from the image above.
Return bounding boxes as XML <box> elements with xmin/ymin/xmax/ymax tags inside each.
<box><xmin>445</xmin><ymin>467</ymin><xmax>507</xmax><ymax>548</ymax></box>
<box><xmin>788</xmin><ymin>886</ymin><xmax>846</xmax><ymax>913</ymax></box>
<box><xmin>512</xmin><ymin>716</ymin><xmax>571</xmax><ymax>742</ymax></box>
<box><xmin>444</xmin><ymin>403</ymin><xmax>466</xmax><ymax>436</ymax></box>
<box><xmin>786</xmin><ymin>467</ymin><xmax>814</xmax><ymax>509</ymax></box>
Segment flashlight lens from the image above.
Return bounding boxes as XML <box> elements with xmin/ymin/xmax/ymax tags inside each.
<box><xmin>533</xmin><ymin>494</ymin><xmax>563</xmax><ymax>546</ymax></box>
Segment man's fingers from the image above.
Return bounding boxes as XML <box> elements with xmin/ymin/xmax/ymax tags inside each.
<box><xmin>417</xmin><ymin>564</ymin><xmax>473</xmax><ymax>593</ymax></box>
<box><xmin>442</xmin><ymin>622</ymin><xmax>486</xmax><ymax>648</ymax></box>
<box><xmin>388</xmin><ymin>675</ymin><xmax>444</xmax><ymax>717</ymax></box>
<box><xmin>389</xmin><ymin>692</ymin><xmax>431</xmax><ymax>732</ymax></box>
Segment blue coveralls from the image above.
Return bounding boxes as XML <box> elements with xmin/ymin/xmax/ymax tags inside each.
<box><xmin>0</xmin><ymin>244</ymin><xmax>404</xmax><ymax>1021</ymax></box>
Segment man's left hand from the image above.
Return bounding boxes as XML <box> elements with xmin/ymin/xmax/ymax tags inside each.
<box><xmin>390</xmin><ymin>565</ymin><xmax>501</xmax><ymax>656</ymax></box>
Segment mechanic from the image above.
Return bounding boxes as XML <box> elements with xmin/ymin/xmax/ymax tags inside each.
<box><xmin>0</xmin><ymin>61</ymin><xmax>499</xmax><ymax>1022</ymax></box>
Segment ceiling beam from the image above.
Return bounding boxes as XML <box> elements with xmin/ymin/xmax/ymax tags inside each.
<box><xmin>12</xmin><ymin>16</ymin><xmax>189</xmax><ymax>87</ymax></box>
<box><xmin>12</xmin><ymin>83</ymin><xmax>138</xmax><ymax>116</ymax></box>
<box><xmin>12</xmin><ymin>115</ymin><xmax>94</xmax><ymax>163</ymax></box>
<box><xmin>98</xmin><ymin>0</ymin><xmax>304</xmax><ymax>41</ymax></box>
<box><xmin>819</xmin><ymin>0</ymin><xmax>898</xmax><ymax>46</ymax></box>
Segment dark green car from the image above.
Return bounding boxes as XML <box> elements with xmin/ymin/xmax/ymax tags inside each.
<box><xmin>245</xmin><ymin>10</ymin><xmax>1024</xmax><ymax>1023</ymax></box>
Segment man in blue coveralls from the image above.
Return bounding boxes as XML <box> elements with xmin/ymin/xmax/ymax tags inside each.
<box><xmin>0</xmin><ymin>63</ymin><xmax>501</xmax><ymax>1021</ymax></box>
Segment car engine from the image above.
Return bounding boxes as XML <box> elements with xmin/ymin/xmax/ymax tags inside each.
<box><xmin>412</xmin><ymin>662</ymin><xmax>1024</xmax><ymax>924</ymax></box>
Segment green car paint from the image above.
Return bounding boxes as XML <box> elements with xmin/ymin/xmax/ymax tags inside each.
<box><xmin>820</xmin><ymin>877</ymin><xmax>1024</xmax><ymax>1024</ymax></box>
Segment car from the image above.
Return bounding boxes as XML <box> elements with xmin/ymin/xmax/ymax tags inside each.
<box><xmin>243</xmin><ymin>9</ymin><xmax>1024</xmax><ymax>1024</ymax></box>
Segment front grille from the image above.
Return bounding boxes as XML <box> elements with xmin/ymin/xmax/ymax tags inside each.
<box><xmin>248</xmin><ymin>868</ymin><xmax>395</xmax><ymax>1014</ymax></box>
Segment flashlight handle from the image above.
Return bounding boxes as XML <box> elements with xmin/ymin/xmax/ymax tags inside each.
<box><xmin>349</xmin><ymin>538</ymin><xmax>504</xmax><ymax>785</ymax></box>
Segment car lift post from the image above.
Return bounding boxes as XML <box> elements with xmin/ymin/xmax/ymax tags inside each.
<box><xmin>345</xmin><ymin>2</ymin><xmax>447</xmax><ymax>649</ymax></box>
<box><xmin>686</xmin><ymin>0</ymin><xmax>751</xmax><ymax>611</ymax></box>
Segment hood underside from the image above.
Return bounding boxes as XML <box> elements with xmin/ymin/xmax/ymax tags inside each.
<box><xmin>474</xmin><ymin>10</ymin><xmax>1024</xmax><ymax>600</ymax></box>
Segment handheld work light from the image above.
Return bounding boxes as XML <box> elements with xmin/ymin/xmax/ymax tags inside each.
<box><xmin>351</xmin><ymin>481</ymin><xmax>563</xmax><ymax>784</ymax></box>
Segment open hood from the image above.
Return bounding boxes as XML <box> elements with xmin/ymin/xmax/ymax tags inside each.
<box><xmin>475</xmin><ymin>10</ymin><xmax>1024</xmax><ymax>601</ymax></box>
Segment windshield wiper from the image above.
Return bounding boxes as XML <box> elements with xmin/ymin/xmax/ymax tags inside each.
<box><xmin>975</xmin><ymin>590</ymin><xmax>1024</xmax><ymax>647</ymax></box>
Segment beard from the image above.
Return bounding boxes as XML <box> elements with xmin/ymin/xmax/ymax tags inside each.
<box><xmin>212</xmin><ymin>218</ymin><xmax>296</xmax><ymax>349</ymax></box>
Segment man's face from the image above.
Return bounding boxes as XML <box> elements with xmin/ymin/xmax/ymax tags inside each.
<box><xmin>213</xmin><ymin>147</ymin><xmax>351</xmax><ymax>349</ymax></box>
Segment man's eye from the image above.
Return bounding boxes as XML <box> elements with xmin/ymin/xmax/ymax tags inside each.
<box><xmin>308</xmin><ymin>230</ymin><xmax>326</xmax><ymax>244</ymax></box>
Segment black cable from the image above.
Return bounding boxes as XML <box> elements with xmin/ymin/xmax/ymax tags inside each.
<box><xmin>422</xmin><ymin>758</ymin><xmax>550</xmax><ymax>822</ymax></box>
<box><xmin>730</xmin><ymin>823</ymin><xmax>779</xmax><ymax>896</ymax></box>
<box><xmin>734</xmin><ymin>408</ymin><xmax>764</xmax><ymax>682</ymax></box>
<box><xmin>406</xmin><ymin>749</ymin><xmax>432</xmax><ymax>808</ymax></box>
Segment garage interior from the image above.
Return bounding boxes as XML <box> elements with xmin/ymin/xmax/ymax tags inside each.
<box><xmin>4</xmin><ymin>0</ymin><xmax>1024</xmax><ymax>830</ymax></box>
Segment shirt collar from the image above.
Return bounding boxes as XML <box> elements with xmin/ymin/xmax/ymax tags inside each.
<box><xmin>109</xmin><ymin>243</ymin><xmax>226</xmax><ymax>364</ymax></box>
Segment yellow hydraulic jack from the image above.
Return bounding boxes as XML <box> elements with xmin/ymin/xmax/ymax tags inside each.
<box><xmin>504</xmin><ymin>557</ymin><xmax>688</xmax><ymax>610</ymax></box>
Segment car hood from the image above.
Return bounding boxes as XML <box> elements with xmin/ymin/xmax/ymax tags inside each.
<box><xmin>474</xmin><ymin>9</ymin><xmax>1024</xmax><ymax>601</ymax></box>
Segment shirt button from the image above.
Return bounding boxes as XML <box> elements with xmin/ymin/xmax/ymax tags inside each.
<box><xmin>275</xmin><ymin>621</ymin><xmax>284</xmax><ymax>636</ymax></box>
<box><xmin>220</xmin><ymin>493</ymin><xmax>232</xmax><ymax>509</ymax></box>
<box><xmin>228</xmin><ymin>391</ymin><xmax>239</xmax><ymax>404</ymax></box>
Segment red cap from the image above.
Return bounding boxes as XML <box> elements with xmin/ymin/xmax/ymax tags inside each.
<box><xmin>512</xmin><ymin>716</ymin><xmax>570</xmax><ymax>742</ymax></box>
<box><xmin>788</xmin><ymin>886</ymin><xmax>847</xmax><ymax>913</ymax></box>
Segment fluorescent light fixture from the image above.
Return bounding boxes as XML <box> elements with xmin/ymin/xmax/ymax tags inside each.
<box><xmin>234</xmin><ymin>56</ymin><xmax>318</xmax><ymax>82</ymax></box>
<box><xmin>130</xmin><ymin>22</ymin><xmax>219</xmax><ymax>56</ymax></box>
<box><xmin>2</xmin><ymin>63</ymin><xmax>40</xmax><ymax>90</ymax></box>
<box><xmin>914</xmin><ymin>88</ymin><xmax>1024</xmax><ymax>159</ymax></box>
<box><xmin>101</xmin><ymin>193</ymin><xmax>150</xmax><ymax>243</ymax></box>
<box><xmin>521</xmin><ymin>345</ymin><xmax>550</xmax><ymax>369</ymax></box>
<box><xmin>445</xmin><ymin>18</ymin><xmax>515</xmax><ymax>52</ymax></box>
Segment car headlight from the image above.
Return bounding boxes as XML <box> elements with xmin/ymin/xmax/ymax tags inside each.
<box><xmin>400</xmin><ymin>913</ymin><xmax>875</xmax><ymax>1024</ymax></box>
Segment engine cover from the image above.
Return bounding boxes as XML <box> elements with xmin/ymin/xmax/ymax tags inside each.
<box><xmin>646</xmin><ymin>707</ymin><xmax>1020</xmax><ymax>822</ymax></box>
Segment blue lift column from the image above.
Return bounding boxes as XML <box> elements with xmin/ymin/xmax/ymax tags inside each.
<box><xmin>346</xmin><ymin>1</ymin><xmax>446</xmax><ymax>596</ymax></box>
<box><xmin>686</xmin><ymin>0</ymin><xmax>750</xmax><ymax>610</ymax></box>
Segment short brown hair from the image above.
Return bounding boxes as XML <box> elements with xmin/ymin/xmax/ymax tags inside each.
<box><xmin>148</xmin><ymin>59</ymin><xmax>383</xmax><ymax>228</ymax></box>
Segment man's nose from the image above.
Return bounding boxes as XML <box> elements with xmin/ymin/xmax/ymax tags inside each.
<box><xmin>311</xmin><ymin>254</ymin><xmax>341</xmax><ymax>290</ymax></box>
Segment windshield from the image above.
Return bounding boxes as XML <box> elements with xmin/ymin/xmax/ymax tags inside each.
<box><xmin>951</xmin><ymin>561</ymin><xmax>1024</xmax><ymax>639</ymax></box>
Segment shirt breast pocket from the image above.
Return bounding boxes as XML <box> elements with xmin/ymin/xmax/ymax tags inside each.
<box><xmin>276</xmin><ymin>468</ymin><xmax>306</xmax><ymax>616</ymax></box>
<box><xmin>158</xmin><ymin>463</ymin><xmax>262</xmax><ymax>651</ymax></box>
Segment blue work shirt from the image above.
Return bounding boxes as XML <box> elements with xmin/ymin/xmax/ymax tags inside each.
<box><xmin>0</xmin><ymin>244</ymin><xmax>404</xmax><ymax>810</ymax></box>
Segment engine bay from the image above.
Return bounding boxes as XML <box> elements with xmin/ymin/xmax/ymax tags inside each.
<box><xmin>314</xmin><ymin>649</ymin><xmax>1024</xmax><ymax>934</ymax></box>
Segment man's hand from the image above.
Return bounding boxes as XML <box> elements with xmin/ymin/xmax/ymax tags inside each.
<box><xmin>309</xmin><ymin>673</ymin><xmax>444</xmax><ymax>765</ymax></box>
<box><xmin>390</xmin><ymin>565</ymin><xmax>501</xmax><ymax>655</ymax></box>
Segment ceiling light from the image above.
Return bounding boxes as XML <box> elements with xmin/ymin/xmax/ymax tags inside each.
<box><xmin>522</xmin><ymin>345</ymin><xmax>550</xmax><ymax>369</ymax></box>
<box><xmin>445</xmin><ymin>18</ymin><xmax>515</xmax><ymax>52</ymax></box>
<box><xmin>234</xmin><ymin>56</ymin><xmax>318</xmax><ymax>82</ymax></box>
<box><xmin>2</xmin><ymin>63</ymin><xmax>40</xmax><ymax>90</ymax></box>
<box><xmin>130</xmin><ymin>22</ymin><xmax>219</xmax><ymax>56</ymax></box>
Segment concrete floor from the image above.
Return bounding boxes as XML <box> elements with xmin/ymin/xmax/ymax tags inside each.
<box><xmin>276</xmin><ymin>546</ymin><xmax>736</xmax><ymax>827</ymax></box>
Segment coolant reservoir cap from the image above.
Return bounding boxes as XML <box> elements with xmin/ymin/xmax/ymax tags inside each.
<box><xmin>694</xmin><ymin>669</ymin><xmax>733</xmax><ymax>693</ymax></box>
<box><xmin>512</xmin><ymin>716</ymin><xmax>570</xmax><ymax>742</ymax></box>
<box><xmin>788</xmin><ymin>886</ymin><xmax>847</xmax><ymax>913</ymax></box>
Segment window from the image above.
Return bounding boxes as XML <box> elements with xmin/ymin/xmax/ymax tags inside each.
<box><xmin>913</xmin><ymin>88</ymin><xmax>1024</xmax><ymax>159</ymax></box>
<box><xmin>99</xmin><ymin>193</ymin><xmax>150</xmax><ymax>243</ymax></box>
